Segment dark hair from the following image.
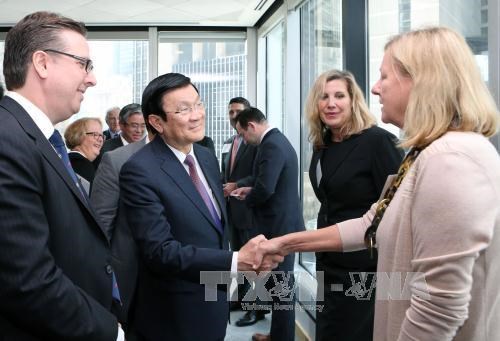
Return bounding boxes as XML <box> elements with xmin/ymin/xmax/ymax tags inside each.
<box><xmin>3</xmin><ymin>11</ymin><xmax>87</xmax><ymax>90</ymax></box>
<box><xmin>234</xmin><ymin>107</ymin><xmax>267</xmax><ymax>129</ymax></box>
<box><xmin>0</xmin><ymin>83</ymin><xmax>4</xmax><ymax>99</ymax></box>
<box><xmin>141</xmin><ymin>73</ymin><xmax>198</xmax><ymax>135</ymax></box>
<box><xmin>119</xmin><ymin>103</ymin><xmax>142</xmax><ymax>124</ymax></box>
<box><xmin>229</xmin><ymin>97</ymin><xmax>250</xmax><ymax>108</ymax></box>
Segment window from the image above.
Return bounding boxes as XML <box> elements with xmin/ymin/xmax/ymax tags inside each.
<box><xmin>368</xmin><ymin>0</ymin><xmax>489</xmax><ymax>135</ymax></box>
<box><xmin>0</xmin><ymin>37</ymin><xmax>149</xmax><ymax>134</ymax></box>
<box><xmin>158</xmin><ymin>31</ymin><xmax>247</xmax><ymax>162</ymax></box>
<box><xmin>299</xmin><ymin>0</ymin><xmax>343</xmax><ymax>274</ymax></box>
<box><xmin>265</xmin><ymin>21</ymin><xmax>285</xmax><ymax>130</ymax></box>
<box><xmin>0</xmin><ymin>41</ymin><xmax>5</xmax><ymax>87</ymax></box>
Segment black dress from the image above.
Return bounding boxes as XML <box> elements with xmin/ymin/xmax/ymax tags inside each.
<box><xmin>309</xmin><ymin>126</ymin><xmax>404</xmax><ymax>341</ymax></box>
<box><xmin>68</xmin><ymin>152</ymin><xmax>96</xmax><ymax>183</ymax></box>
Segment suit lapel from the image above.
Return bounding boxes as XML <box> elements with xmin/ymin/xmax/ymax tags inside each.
<box><xmin>309</xmin><ymin>148</ymin><xmax>323</xmax><ymax>189</ymax></box>
<box><xmin>195</xmin><ymin>146</ymin><xmax>227</xmax><ymax>228</ymax></box>
<box><xmin>229</xmin><ymin>139</ymin><xmax>247</xmax><ymax>176</ymax></box>
<box><xmin>224</xmin><ymin>135</ymin><xmax>235</xmax><ymax>180</ymax></box>
<box><xmin>153</xmin><ymin>139</ymin><xmax>223</xmax><ymax>236</ymax></box>
<box><xmin>2</xmin><ymin>97</ymin><xmax>105</xmax><ymax>235</ymax></box>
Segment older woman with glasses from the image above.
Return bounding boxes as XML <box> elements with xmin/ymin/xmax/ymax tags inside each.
<box><xmin>64</xmin><ymin>117</ymin><xmax>104</xmax><ymax>186</ymax></box>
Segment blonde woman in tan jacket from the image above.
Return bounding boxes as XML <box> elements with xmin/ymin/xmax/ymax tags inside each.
<box><xmin>257</xmin><ymin>27</ymin><xmax>500</xmax><ymax>341</ymax></box>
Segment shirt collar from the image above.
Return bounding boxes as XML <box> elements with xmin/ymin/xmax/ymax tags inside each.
<box><xmin>164</xmin><ymin>141</ymin><xmax>195</xmax><ymax>165</ymax></box>
<box><xmin>120</xmin><ymin>134</ymin><xmax>130</xmax><ymax>146</ymax></box>
<box><xmin>260</xmin><ymin>126</ymin><xmax>274</xmax><ymax>144</ymax></box>
<box><xmin>6</xmin><ymin>91</ymin><xmax>54</xmax><ymax>139</ymax></box>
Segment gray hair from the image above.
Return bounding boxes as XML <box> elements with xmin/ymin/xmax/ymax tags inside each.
<box><xmin>119</xmin><ymin>103</ymin><xmax>142</xmax><ymax>124</ymax></box>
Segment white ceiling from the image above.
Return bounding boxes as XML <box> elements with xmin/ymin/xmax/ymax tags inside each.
<box><xmin>0</xmin><ymin>0</ymin><xmax>277</xmax><ymax>27</ymax></box>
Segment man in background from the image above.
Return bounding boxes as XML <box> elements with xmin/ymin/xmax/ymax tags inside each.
<box><xmin>220</xmin><ymin>97</ymin><xmax>263</xmax><ymax>325</ymax></box>
<box><xmin>232</xmin><ymin>107</ymin><xmax>304</xmax><ymax>341</ymax></box>
<box><xmin>103</xmin><ymin>106</ymin><xmax>121</xmax><ymax>140</ymax></box>
<box><xmin>94</xmin><ymin>103</ymin><xmax>145</xmax><ymax>167</ymax></box>
<box><xmin>0</xmin><ymin>11</ymin><xmax>120</xmax><ymax>340</ymax></box>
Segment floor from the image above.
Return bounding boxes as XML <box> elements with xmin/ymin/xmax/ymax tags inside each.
<box><xmin>225</xmin><ymin>310</ymin><xmax>271</xmax><ymax>341</ymax></box>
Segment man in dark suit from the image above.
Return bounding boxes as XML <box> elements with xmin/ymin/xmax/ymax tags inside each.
<box><xmin>196</xmin><ymin>135</ymin><xmax>216</xmax><ymax>155</ymax></box>
<box><xmin>94</xmin><ymin>103</ymin><xmax>145</xmax><ymax>167</ymax></box>
<box><xmin>0</xmin><ymin>11</ymin><xmax>120</xmax><ymax>340</ymax></box>
<box><xmin>91</xmin><ymin>130</ymin><xmax>154</xmax><ymax>335</ymax></box>
<box><xmin>119</xmin><ymin>73</ymin><xmax>282</xmax><ymax>340</ymax></box>
<box><xmin>103</xmin><ymin>106</ymin><xmax>121</xmax><ymax>140</ymax></box>
<box><xmin>220</xmin><ymin>97</ymin><xmax>262</xmax><ymax>324</ymax></box>
<box><xmin>232</xmin><ymin>107</ymin><xmax>304</xmax><ymax>341</ymax></box>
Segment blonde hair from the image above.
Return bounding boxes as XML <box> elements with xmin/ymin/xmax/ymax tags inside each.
<box><xmin>305</xmin><ymin>69</ymin><xmax>376</xmax><ymax>149</ymax></box>
<box><xmin>64</xmin><ymin>117</ymin><xmax>102</xmax><ymax>149</ymax></box>
<box><xmin>385</xmin><ymin>26</ymin><xmax>499</xmax><ymax>148</ymax></box>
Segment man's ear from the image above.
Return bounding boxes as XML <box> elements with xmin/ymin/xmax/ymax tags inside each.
<box><xmin>247</xmin><ymin>121</ymin><xmax>257</xmax><ymax>131</ymax></box>
<box><xmin>32</xmin><ymin>51</ymin><xmax>50</xmax><ymax>79</ymax></box>
<box><xmin>148</xmin><ymin>114</ymin><xmax>165</xmax><ymax>134</ymax></box>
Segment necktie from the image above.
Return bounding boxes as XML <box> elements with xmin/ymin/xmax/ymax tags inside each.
<box><xmin>49</xmin><ymin>130</ymin><xmax>121</xmax><ymax>303</ymax></box>
<box><xmin>230</xmin><ymin>135</ymin><xmax>241</xmax><ymax>174</ymax></box>
<box><xmin>49</xmin><ymin>130</ymin><xmax>87</xmax><ymax>201</ymax></box>
<box><xmin>112</xmin><ymin>272</ymin><xmax>121</xmax><ymax>303</ymax></box>
<box><xmin>184</xmin><ymin>155</ymin><xmax>223</xmax><ymax>233</ymax></box>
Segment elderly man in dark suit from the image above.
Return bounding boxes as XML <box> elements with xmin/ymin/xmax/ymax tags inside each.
<box><xmin>103</xmin><ymin>106</ymin><xmax>121</xmax><ymax>140</ymax></box>
<box><xmin>119</xmin><ymin>73</ymin><xmax>282</xmax><ymax>340</ymax></box>
<box><xmin>232</xmin><ymin>107</ymin><xmax>305</xmax><ymax>341</ymax></box>
<box><xmin>0</xmin><ymin>11</ymin><xmax>120</xmax><ymax>340</ymax></box>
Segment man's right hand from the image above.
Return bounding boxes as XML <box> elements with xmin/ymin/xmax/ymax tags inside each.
<box><xmin>238</xmin><ymin>235</ymin><xmax>284</xmax><ymax>272</ymax></box>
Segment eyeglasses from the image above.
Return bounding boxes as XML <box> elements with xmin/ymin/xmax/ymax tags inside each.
<box><xmin>125</xmin><ymin>123</ymin><xmax>146</xmax><ymax>130</ymax></box>
<box><xmin>85</xmin><ymin>132</ymin><xmax>104</xmax><ymax>139</ymax></box>
<box><xmin>44</xmin><ymin>49</ymin><xmax>94</xmax><ymax>73</ymax></box>
<box><xmin>166</xmin><ymin>101</ymin><xmax>205</xmax><ymax>116</ymax></box>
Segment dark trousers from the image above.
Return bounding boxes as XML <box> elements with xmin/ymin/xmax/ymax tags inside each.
<box><xmin>315</xmin><ymin>261</ymin><xmax>375</xmax><ymax>341</ymax></box>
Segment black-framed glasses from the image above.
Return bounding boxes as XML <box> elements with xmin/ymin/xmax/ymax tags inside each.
<box><xmin>44</xmin><ymin>49</ymin><xmax>94</xmax><ymax>73</ymax></box>
<box><xmin>85</xmin><ymin>132</ymin><xmax>104</xmax><ymax>139</ymax></box>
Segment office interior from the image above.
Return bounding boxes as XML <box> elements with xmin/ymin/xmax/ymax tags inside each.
<box><xmin>1</xmin><ymin>0</ymin><xmax>499</xmax><ymax>339</ymax></box>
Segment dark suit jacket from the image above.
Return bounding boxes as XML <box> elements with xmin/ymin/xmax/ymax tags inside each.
<box><xmin>195</xmin><ymin>135</ymin><xmax>216</xmax><ymax>155</ymax></box>
<box><xmin>0</xmin><ymin>96</ymin><xmax>117</xmax><ymax>340</ymax></box>
<box><xmin>309</xmin><ymin>126</ymin><xmax>403</xmax><ymax>268</ymax></box>
<box><xmin>222</xmin><ymin>135</ymin><xmax>257</xmax><ymax>232</ymax></box>
<box><xmin>103</xmin><ymin>129</ymin><xmax>119</xmax><ymax>141</ymax></box>
<box><xmin>245</xmin><ymin>128</ymin><xmax>303</xmax><ymax>341</ymax></box>
<box><xmin>94</xmin><ymin>136</ymin><xmax>124</xmax><ymax>168</ymax></box>
<box><xmin>246</xmin><ymin>128</ymin><xmax>304</xmax><ymax>239</ymax></box>
<box><xmin>91</xmin><ymin>137</ymin><xmax>148</xmax><ymax>324</ymax></box>
<box><xmin>120</xmin><ymin>137</ymin><xmax>232</xmax><ymax>340</ymax></box>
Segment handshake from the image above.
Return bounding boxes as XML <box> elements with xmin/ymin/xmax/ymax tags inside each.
<box><xmin>237</xmin><ymin>235</ymin><xmax>289</xmax><ymax>273</ymax></box>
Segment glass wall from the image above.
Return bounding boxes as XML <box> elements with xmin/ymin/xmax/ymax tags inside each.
<box><xmin>299</xmin><ymin>0</ymin><xmax>343</xmax><ymax>274</ymax></box>
<box><xmin>66</xmin><ymin>40</ymin><xmax>149</xmax><ymax>131</ymax></box>
<box><xmin>0</xmin><ymin>38</ymin><xmax>149</xmax><ymax>134</ymax></box>
<box><xmin>368</xmin><ymin>0</ymin><xmax>489</xmax><ymax>136</ymax></box>
<box><xmin>265</xmin><ymin>21</ymin><xmax>285</xmax><ymax>130</ymax></box>
<box><xmin>0</xmin><ymin>42</ymin><xmax>4</xmax><ymax>87</ymax></box>
<box><xmin>158</xmin><ymin>32</ymin><xmax>247</xmax><ymax>162</ymax></box>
